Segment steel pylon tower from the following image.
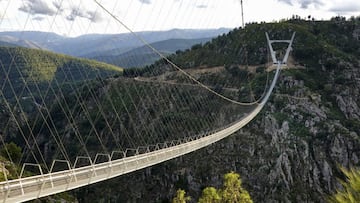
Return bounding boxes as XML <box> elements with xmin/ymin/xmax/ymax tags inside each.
<box><xmin>241</xmin><ymin>0</ymin><xmax>244</xmax><ymax>28</ymax></box>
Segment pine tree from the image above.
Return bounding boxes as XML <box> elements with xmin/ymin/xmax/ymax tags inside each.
<box><xmin>172</xmin><ymin>172</ymin><xmax>253</xmax><ymax>203</ymax></box>
<box><xmin>0</xmin><ymin>142</ymin><xmax>21</xmax><ymax>162</ymax></box>
<box><xmin>198</xmin><ymin>187</ymin><xmax>221</xmax><ymax>203</ymax></box>
<box><xmin>172</xmin><ymin>189</ymin><xmax>191</xmax><ymax>203</ymax></box>
<box><xmin>220</xmin><ymin>171</ymin><xmax>253</xmax><ymax>203</ymax></box>
<box><xmin>329</xmin><ymin>167</ymin><xmax>360</xmax><ymax>203</ymax></box>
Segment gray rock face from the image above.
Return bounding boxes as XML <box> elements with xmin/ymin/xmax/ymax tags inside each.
<box><xmin>336</xmin><ymin>95</ymin><xmax>360</xmax><ymax>119</ymax></box>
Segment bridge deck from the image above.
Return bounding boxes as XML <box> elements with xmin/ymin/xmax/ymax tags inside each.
<box><xmin>0</xmin><ymin>101</ymin><xmax>264</xmax><ymax>203</ymax></box>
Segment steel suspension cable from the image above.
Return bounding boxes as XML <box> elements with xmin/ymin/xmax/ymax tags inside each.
<box><xmin>94</xmin><ymin>0</ymin><xmax>266</xmax><ymax>106</ymax></box>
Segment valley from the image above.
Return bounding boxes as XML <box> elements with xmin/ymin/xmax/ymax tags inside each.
<box><xmin>0</xmin><ymin>17</ymin><xmax>359</xmax><ymax>202</ymax></box>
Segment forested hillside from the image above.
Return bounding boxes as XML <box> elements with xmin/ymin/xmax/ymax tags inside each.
<box><xmin>0</xmin><ymin>47</ymin><xmax>122</xmax><ymax>158</ymax></box>
<box><xmin>0</xmin><ymin>46</ymin><xmax>122</xmax><ymax>82</ymax></box>
<box><xmin>0</xmin><ymin>46</ymin><xmax>122</xmax><ymax>99</ymax></box>
<box><xmin>80</xmin><ymin>17</ymin><xmax>360</xmax><ymax>202</ymax></box>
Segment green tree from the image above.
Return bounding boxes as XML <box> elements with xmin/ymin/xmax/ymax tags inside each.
<box><xmin>220</xmin><ymin>172</ymin><xmax>253</xmax><ymax>203</ymax></box>
<box><xmin>172</xmin><ymin>189</ymin><xmax>191</xmax><ymax>203</ymax></box>
<box><xmin>0</xmin><ymin>142</ymin><xmax>22</xmax><ymax>163</ymax></box>
<box><xmin>198</xmin><ymin>187</ymin><xmax>221</xmax><ymax>203</ymax></box>
<box><xmin>172</xmin><ymin>172</ymin><xmax>253</xmax><ymax>203</ymax></box>
<box><xmin>329</xmin><ymin>167</ymin><xmax>360</xmax><ymax>203</ymax></box>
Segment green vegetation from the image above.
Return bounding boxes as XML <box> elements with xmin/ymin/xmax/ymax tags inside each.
<box><xmin>198</xmin><ymin>187</ymin><xmax>221</xmax><ymax>203</ymax></box>
<box><xmin>167</xmin><ymin>18</ymin><xmax>357</xmax><ymax>70</ymax></box>
<box><xmin>124</xmin><ymin>17</ymin><xmax>360</xmax><ymax>122</ymax></box>
<box><xmin>173</xmin><ymin>172</ymin><xmax>253</xmax><ymax>203</ymax></box>
<box><xmin>0</xmin><ymin>46</ymin><xmax>122</xmax><ymax>99</ymax></box>
<box><xmin>0</xmin><ymin>156</ymin><xmax>19</xmax><ymax>181</ymax></box>
<box><xmin>329</xmin><ymin>168</ymin><xmax>360</xmax><ymax>203</ymax></box>
<box><xmin>0</xmin><ymin>46</ymin><xmax>122</xmax><ymax>81</ymax></box>
<box><xmin>0</xmin><ymin>142</ymin><xmax>22</xmax><ymax>163</ymax></box>
<box><xmin>172</xmin><ymin>189</ymin><xmax>191</xmax><ymax>203</ymax></box>
<box><xmin>219</xmin><ymin>172</ymin><xmax>253</xmax><ymax>203</ymax></box>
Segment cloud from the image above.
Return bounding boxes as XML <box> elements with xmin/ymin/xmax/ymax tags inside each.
<box><xmin>86</xmin><ymin>11</ymin><xmax>102</xmax><ymax>23</ymax></box>
<box><xmin>278</xmin><ymin>0</ymin><xmax>293</xmax><ymax>5</ymax></box>
<box><xmin>300</xmin><ymin>0</ymin><xmax>323</xmax><ymax>9</ymax></box>
<box><xmin>278</xmin><ymin>0</ymin><xmax>360</xmax><ymax>14</ymax></box>
<box><xmin>32</xmin><ymin>16</ymin><xmax>45</xmax><ymax>21</ymax></box>
<box><xmin>138</xmin><ymin>0</ymin><xmax>151</xmax><ymax>4</ymax></box>
<box><xmin>196</xmin><ymin>4</ymin><xmax>208</xmax><ymax>9</ymax></box>
<box><xmin>52</xmin><ymin>0</ymin><xmax>64</xmax><ymax>13</ymax></box>
<box><xmin>66</xmin><ymin>7</ymin><xmax>102</xmax><ymax>23</ymax></box>
<box><xmin>277</xmin><ymin>0</ymin><xmax>324</xmax><ymax>9</ymax></box>
<box><xmin>329</xmin><ymin>2</ymin><xmax>360</xmax><ymax>14</ymax></box>
<box><xmin>18</xmin><ymin>0</ymin><xmax>56</xmax><ymax>16</ymax></box>
<box><xmin>66</xmin><ymin>8</ymin><xmax>84</xmax><ymax>21</ymax></box>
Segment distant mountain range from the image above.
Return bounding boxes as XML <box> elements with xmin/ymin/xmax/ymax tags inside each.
<box><xmin>92</xmin><ymin>37</ymin><xmax>212</xmax><ymax>68</ymax></box>
<box><xmin>0</xmin><ymin>28</ymin><xmax>230</xmax><ymax>68</ymax></box>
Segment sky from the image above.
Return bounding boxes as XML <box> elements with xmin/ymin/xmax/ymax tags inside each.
<box><xmin>0</xmin><ymin>0</ymin><xmax>359</xmax><ymax>37</ymax></box>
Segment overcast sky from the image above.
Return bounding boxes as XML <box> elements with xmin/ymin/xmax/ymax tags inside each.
<box><xmin>0</xmin><ymin>0</ymin><xmax>359</xmax><ymax>37</ymax></box>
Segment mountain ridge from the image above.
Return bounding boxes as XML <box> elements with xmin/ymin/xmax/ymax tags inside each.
<box><xmin>91</xmin><ymin>37</ymin><xmax>213</xmax><ymax>68</ymax></box>
<box><xmin>0</xmin><ymin>28</ymin><xmax>230</xmax><ymax>57</ymax></box>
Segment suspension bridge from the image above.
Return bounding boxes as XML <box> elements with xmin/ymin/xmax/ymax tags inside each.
<box><xmin>0</xmin><ymin>31</ymin><xmax>295</xmax><ymax>202</ymax></box>
<box><xmin>0</xmin><ymin>1</ymin><xmax>296</xmax><ymax>202</ymax></box>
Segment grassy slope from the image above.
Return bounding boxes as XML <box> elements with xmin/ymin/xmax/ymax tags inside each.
<box><xmin>0</xmin><ymin>46</ymin><xmax>123</xmax><ymax>100</ymax></box>
<box><xmin>0</xmin><ymin>46</ymin><xmax>122</xmax><ymax>82</ymax></box>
